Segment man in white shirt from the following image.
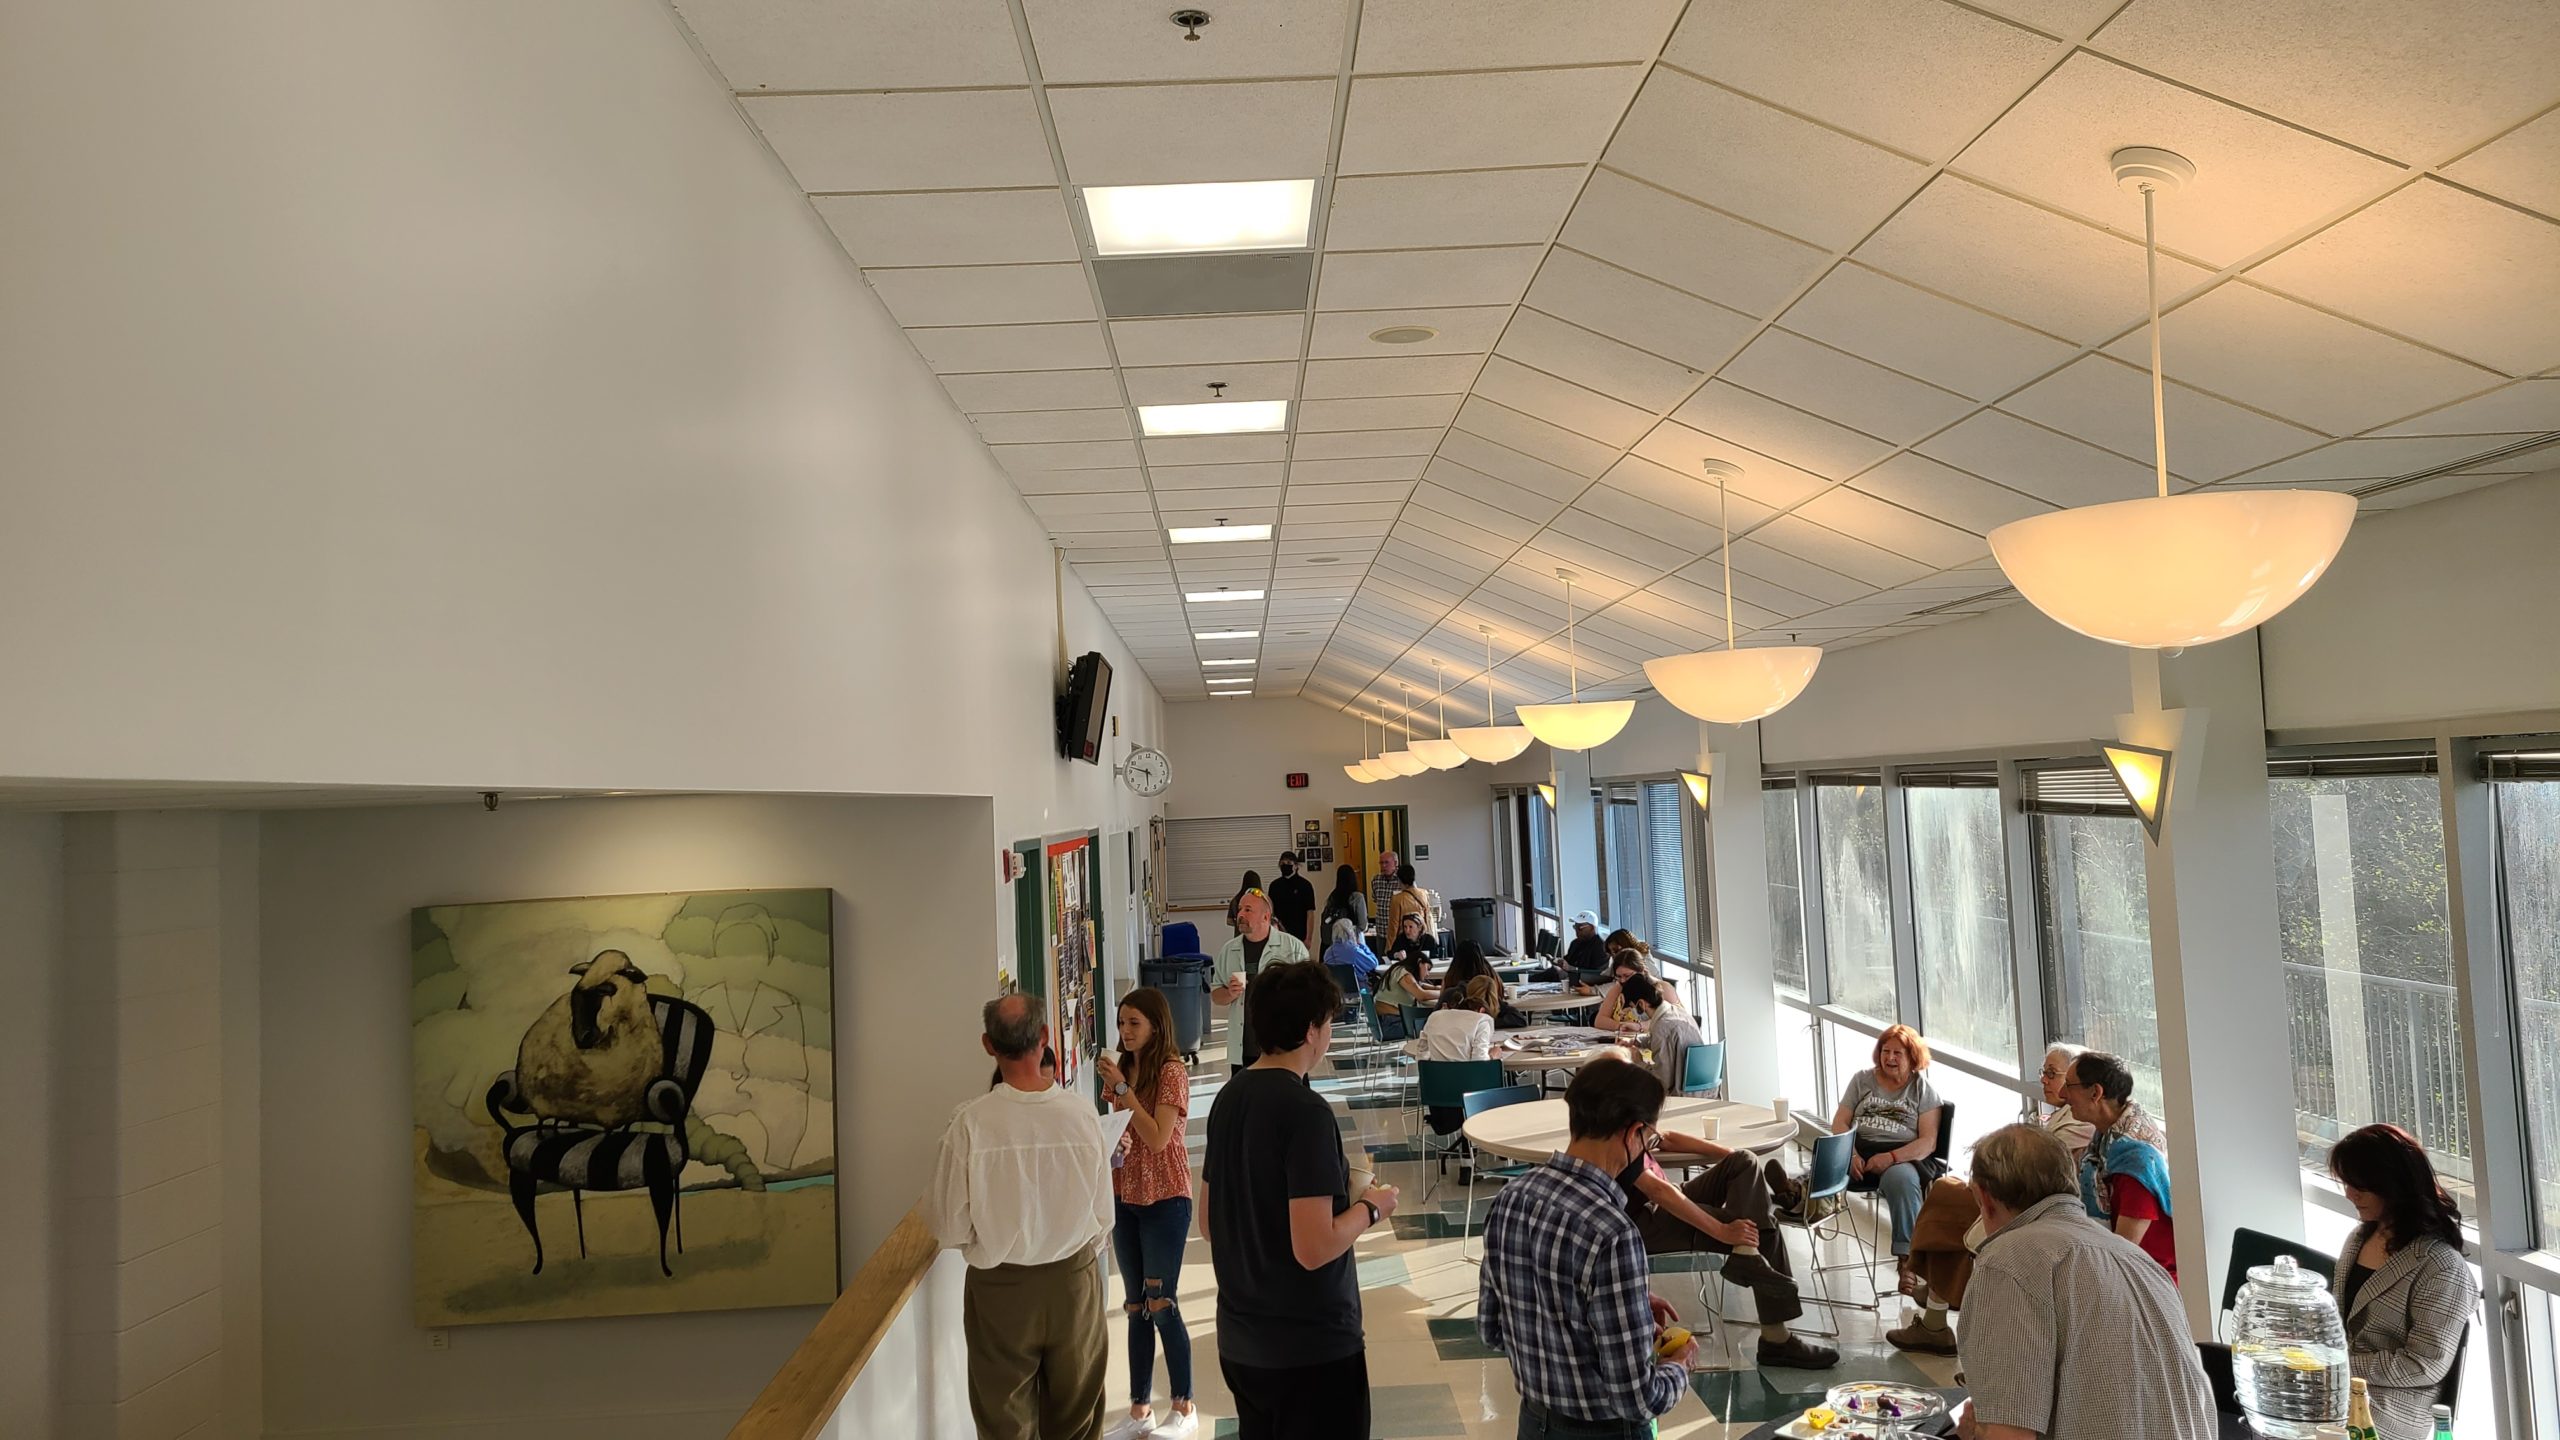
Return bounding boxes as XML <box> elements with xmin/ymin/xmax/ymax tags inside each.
<box><xmin>926</xmin><ymin>993</ymin><xmax>1115</xmax><ymax>1440</ymax></box>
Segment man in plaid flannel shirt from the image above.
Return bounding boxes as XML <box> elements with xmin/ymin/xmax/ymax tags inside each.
<box><xmin>1478</xmin><ymin>1060</ymin><xmax>1697</xmax><ymax>1438</ymax></box>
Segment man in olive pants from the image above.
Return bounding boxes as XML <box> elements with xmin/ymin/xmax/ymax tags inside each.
<box><xmin>927</xmin><ymin>994</ymin><xmax>1114</xmax><ymax>1438</ymax></box>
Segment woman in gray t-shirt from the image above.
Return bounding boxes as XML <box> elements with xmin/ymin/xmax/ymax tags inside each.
<box><xmin>1824</xmin><ymin>1024</ymin><xmax>1946</xmax><ymax>1258</ymax></box>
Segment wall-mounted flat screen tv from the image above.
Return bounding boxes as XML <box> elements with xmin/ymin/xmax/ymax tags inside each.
<box><xmin>1057</xmin><ymin>651</ymin><xmax>1112</xmax><ymax>763</ymax></box>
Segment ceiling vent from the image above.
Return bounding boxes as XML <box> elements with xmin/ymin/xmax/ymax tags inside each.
<box><xmin>1094</xmin><ymin>251</ymin><xmax>1314</xmax><ymax>318</ymax></box>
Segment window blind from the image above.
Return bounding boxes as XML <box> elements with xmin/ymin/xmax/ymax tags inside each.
<box><xmin>2267</xmin><ymin>752</ymin><xmax>2438</xmax><ymax>778</ymax></box>
<box><xmin>2019</xmin><ymin>763</ymin><xmax>2136</xmax><ymax>817</ymax></box>
<box><xmin>1898</xmin><ymin>767</ymin><xmax>1998</xmax><ymax>789</ymax></box>
<box><xmin>2481</xmin><ymin>748</ymin><xmax>2560</xmax><ymax>781</ymax></box>
<box><xmin>1166</xmin><ymin>814</ymin><xmax>1295</xmax><ymax>906</ymax></box>
<box><xmin>1642</xmin><ymin>780</ymin><xmax>1690</xmax><ymax>962</ymax></box>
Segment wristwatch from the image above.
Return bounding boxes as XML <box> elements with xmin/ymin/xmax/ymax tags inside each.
<box><xmin>1112</xmin><ymin>1081</ymin><xmax>1132</xmax><ymax>1097</ymax></box>
<box><xmin>1358</xmin><ymin>1198</ymin><xmax>1381</xmax><ymax>1226</ymax></box>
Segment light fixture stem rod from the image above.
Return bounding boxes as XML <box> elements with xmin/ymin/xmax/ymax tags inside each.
<box><xmin>2143</xmin><ymin>182</ymin><xmax>2170</xmax><ymax>502</ymax></box>
<box><xmin>1433</xmin><ymin>662</ymin><xmax>1448</xmax><ymax>740</ymax></box>
<box><xmin>1564</xmin><ymin>577</ymin><xmax>1580</xmax><ymax>701</ymax></box>
<box><xmin>1483</xmin><ymin>629</ymin><xmax>1497</xmax><ymax>722</ymax></box>
<box><xmin>1718</xmin><ymin>472</ymin><xmax>1736</xmax><ymax>650</ymax></box>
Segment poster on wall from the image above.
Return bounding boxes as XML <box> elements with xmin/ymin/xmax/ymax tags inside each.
<box><xmin>1049</xmin><ymin>838</ymin><xmax>1093</xmax><ymax>1081</ymax></box>
<box><xmin>409</xmin><ymin>889</ymin><xmax>838</xmax><ymax>1326</ymax></box>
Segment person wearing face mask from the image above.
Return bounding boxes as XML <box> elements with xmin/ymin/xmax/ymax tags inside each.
<box><xmin>1478</xmin><ymin>1059</ymin><xmax>1699</xmax><ymax>1439</ymax></box>
<box><xmin>1266</xmin><ymin>852</ymin><xmax>1317</xmax><ymax>952</ymax></box>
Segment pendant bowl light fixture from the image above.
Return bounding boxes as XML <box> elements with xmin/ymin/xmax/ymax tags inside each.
<box><xmin>1515</xmin><ymin>570</ymin><xmax>1635</xmax><ymax>751</ymax></box>
<box><xmin>1450</xmin><ymin>624</ymin><xmax>1536</xmax><ymax>762</ymax></box>
<box><xmin>1357</xmin><ymin>711</ymin><xmax>1400</xmax><ymax>781</ymax></box>
<box><xmin>1345</xmin><ymin>713</ymin><xmax>1379</xmax><ymax>784</ymax></box>
<box><xmin>1377</xmin><ymin>686</ymin><xmax>1429</xmax><ymax>776</ymax></box>
<box><xmin>1410</xmin><ymin>660</ymin><xmax>1470</xmax><ymax>770</ymax></box>
<box><xmin>1644</xmin><ymin>460</ymin><xmax>1824</xmax><ymax>724</ymax></box>
<box><xmin>1988</xmin><ymin>148</ymin><xmax>2354</xmax><ymax>650</ymax></box>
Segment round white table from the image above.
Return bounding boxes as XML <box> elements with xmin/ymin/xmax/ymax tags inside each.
<box><xmin>1509</xmin><ymin>986</ymin><xmax>1603</xmax><ymax>1016</ymax></box>
<box><xmin>1462</xmin><ymin>1096</ymin><xmax>1798</xmax><ymax>1163</ymax></box>
<box><xmin>1495</xmin><ymin>1026</ymin><xmax>1617</xmax><ymax>1074</ymax></box>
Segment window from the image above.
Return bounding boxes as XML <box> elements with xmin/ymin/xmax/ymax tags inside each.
<box><xmin>1600</xmin><ymin>782</ymin><xmax>1645</xmax><ymax>933</ymax></box>
<box><xmin>1774</xmin><ymin>997</ymin><xmax>1820</xmax><ymax>1118</ymax></box>
<box><xmin>1527</xmin><ymin>788</ymin><xmax>1557</xmax><ymax>915</ymax></box>
<box><xmin>1766</xmin><ymin>782</ymin><xmax>1807</xmax><ymax>996</ymax></box>
<box><xmin>2030</xmin><ymin>801</ymin><xmax>2163</xmax><ymax>1102</ymax></box>
<box><xmin>1643</xmin><ymin>780</ymin><xmax>1693</xmax><ymax>965</ymax></box>
<box><xmin>1815</xmin><ymin>777</ymin><xmax>1895</xmax><ymax>1022</ymax></box>
<box><xmin>2492</xmin><ymin>763</ymin><xmax>2560</xmax><ymax>1249</ymax></box>
<box><xmin>2269</xmin><ymin>764</ymin><xmax>2471</xmax><ymax>1203</ymax></box>
<box><xmin>1905</xmin><ymin>778</ymin><xmax>2017</xmax><ymax>1067</ymax></box>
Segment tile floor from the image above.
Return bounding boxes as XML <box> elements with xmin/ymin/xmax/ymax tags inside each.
<box><xmin>1103</xmin><ymin>1015</ymin><xmax>1959</xmax><ymax>1438</ymax></box>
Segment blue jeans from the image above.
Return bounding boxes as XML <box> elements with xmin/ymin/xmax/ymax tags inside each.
<box><xmin>1516</xmin><ymin>1400</ymin><xmax>1652</xmax><ymax>1438</ymax></box>
<box><xmin>1112</xmin><ymin>1196</ymin><xmax>1193</xmax><ymax>1405</ymax></box>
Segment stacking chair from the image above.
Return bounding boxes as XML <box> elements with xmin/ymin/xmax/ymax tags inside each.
<box><xmin>1774</xmin><ymin>1131</ymin><xmax>1861</xmax><ymax>1338</ymax></box>
<box><xmin>1817</xmin><ymin>1102</ymin><xmax>1955</xmax><ymax>1308</ymax></box>
<box><xmin>1359</xmin><ymin>992</ymin><xmax>1412</xmax><ymax>1105</ymax></box>
<box><xmin>1678</xmin><ymin>1041</ymin><xmax>1727</xmax><ymax>1098</ymax></box>
<box><xmin>1457</xmin><ymin>1083</ymin><xmax>1541</xmax><ymax>1263</ymax></box>
<box><xmin>2215</xmin><ymin>1225</ymin><xmax>2334</xmax><ymax>1340</ymax></box>
<box><xmin>1416</xmin><ymin>1058</ymin><xmax>1504</xmax><ymax>1200</ymax></box>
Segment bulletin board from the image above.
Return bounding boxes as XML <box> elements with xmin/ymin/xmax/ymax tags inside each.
<box><xmin>1048</xmin><ymin>836</ymin><xmax>1094</xmax><ymax>1083</ymax></box>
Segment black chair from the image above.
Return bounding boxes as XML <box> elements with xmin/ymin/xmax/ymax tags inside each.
<box><xmin>487</xmin><ymin>994</ymin><xmax>718</xmax><ymax>1276</ymax></box>
<box><xmin>2217</xmin><ymin>1225</ymin><xmax>2334</xmax><ymax>1339</ymax></box>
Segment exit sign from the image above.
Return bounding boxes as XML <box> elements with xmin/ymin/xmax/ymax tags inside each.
<box><xmin>1286</xmin><ymin>772</ymin><xmax>1309</xmax><ymax>788</ymax></box>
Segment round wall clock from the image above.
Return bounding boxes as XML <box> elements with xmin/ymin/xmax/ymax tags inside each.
<box><xmin>1117</xmin><ymin>745</ymin><xmax>1172</xmax><ymax>797</ymax></box>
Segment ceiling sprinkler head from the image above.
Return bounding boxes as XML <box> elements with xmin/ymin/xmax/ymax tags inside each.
<box><xmin>1170</xmin><ymin>8</ymin><xmax>1210</xmax><ymax>41</ymax></box>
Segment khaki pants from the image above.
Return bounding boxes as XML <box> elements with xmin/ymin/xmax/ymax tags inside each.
<box><xmin>962</xmin><ymin>1252</ymin><xmax>1106</xmax><ymax>1440</ymax></box>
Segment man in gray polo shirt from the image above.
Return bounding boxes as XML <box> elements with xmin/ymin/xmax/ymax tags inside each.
<box><xmin>1954</xmin><ymin>1123</ymin><xmax>2215</xmax><ymax>1440</ymax></box>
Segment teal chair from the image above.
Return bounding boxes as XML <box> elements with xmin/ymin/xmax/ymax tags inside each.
<box><xmin>1417</xmin><ymin>1059</ymin><xmax>1504</xmax><ymax>1199</ymax></box>
<box><xmin>1679</xmin><ymin>1041</ymin><xmax>1726</xmax><ymax>1097</ymax></box>
<box><xmin>1774</xmin><ymin>1131</ymin><xmax>1862</xmax><ymax>1337</ymax></box>
<box><xmin>1458</xmin><ymin>1083</ymin><xmax>1541</xmax><ymax>1262</ymax></box>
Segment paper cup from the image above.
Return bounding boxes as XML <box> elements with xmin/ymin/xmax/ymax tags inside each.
<box><xmin>1699</xmin><ymin>1116</ymin><xmax>1720</xmax><ymax>1140</ymax></box>
<box><xmin>1772</xmin><ymin>1097</ymin><xmax>1791</xmax><ymax>1124</ymax></box>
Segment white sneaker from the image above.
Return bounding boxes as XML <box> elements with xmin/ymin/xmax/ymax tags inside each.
<box><xmin>1148</xmin><ymin>1411</ymin><xmax>1199</xmax><ymax>1439</ymax></box>
<box><xmin>1102</xmin><ymin>1414</ymin><xmax>1154</xmax><ymax>1440</ymax></box>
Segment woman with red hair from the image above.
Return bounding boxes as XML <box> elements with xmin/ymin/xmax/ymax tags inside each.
<box><xmin>2329</xmin><ymin>1124</ymin><xmax>2475</xmax><ymax>1439</ymax></box>
<box><xmin>1822</xmin><ymin>1024</ymin><xmax>1946</xmax><ymax>1262</ymax></box>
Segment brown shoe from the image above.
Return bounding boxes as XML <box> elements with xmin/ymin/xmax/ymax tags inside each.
<box><xmin>1885</xmin><ymin>1319</ymin><xmax>1960</xmax><ymax>1355</ymax></box>
<box><xmin>1764</xmin><ymin>1159</ymin><xmax>1805</xmax><ymax>1214</ymax></box>
<box><xmin>1756</xmin><ymin>1334</ymin><xmax>1840</xmax><ymax>1368</ymax></box>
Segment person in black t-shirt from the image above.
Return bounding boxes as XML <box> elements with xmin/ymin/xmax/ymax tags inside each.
<box><xmin>1266</xmin><ymin>852</ymin><xmax>1317</xmax><ymax>951</ymax></box>
<box><xmin>1203</xmin><ymin>962</ymin><xmax>1398</xmax><ymax>1439</ymax></box>
<box><xmin>1562</xmin><ymin>910</ymin><xmax>1610</xmax><ymax>977</ymax></box>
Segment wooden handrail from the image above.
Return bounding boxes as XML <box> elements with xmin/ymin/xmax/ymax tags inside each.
<box><xmin>728</xmin><ymin>1202</ymin><xmax>939</xmax><ymax>1440</ymax></box>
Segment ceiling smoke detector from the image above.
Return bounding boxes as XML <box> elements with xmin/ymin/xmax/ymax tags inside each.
<box><xmin>1170</xmin><ymin>9</ymin><xmax>1210</xmax><ymax>41</ymax></box>
<box><xmin>1368</xmin><ymin>325</ymin><xmax>1438</xmax><ymax>345</ymax></box>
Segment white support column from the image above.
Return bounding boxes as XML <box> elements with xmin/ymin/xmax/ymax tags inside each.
<box><xmin>1552</xmin><ymin>746</ymin><xmax>1600</xmax><ymax>921</ymax></box>
<box><xmin>1704</xmin><ymin>721</ymin><xmax>1781</xmax><ymax>1106</ymax></box>
<box><xmin>2127</xmin><ymin>640</ymin><xmax>2303</xmax><ymax>1330</ymax></box>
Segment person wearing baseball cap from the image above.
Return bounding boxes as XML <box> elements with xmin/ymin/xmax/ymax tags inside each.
<box><xmin>1565</xmin><ymin>911</ymin><xmax>1610</xmax><ymax>977</ymax></box>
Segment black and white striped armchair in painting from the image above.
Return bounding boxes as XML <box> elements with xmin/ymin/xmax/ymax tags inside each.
<box><xmin>485</xmin><ymin>995</ymin><xmax>718</xmax><ymax>1277</ymax></box>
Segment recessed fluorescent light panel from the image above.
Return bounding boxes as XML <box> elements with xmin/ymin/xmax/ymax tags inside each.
<box><xmin>1213</xmin><ymin>690</ymin><xmax>1253</xmax><ymax>698</ymax></box>
<box><xmin>1195</xmin><ymin>629</ymin><xmax>1260</xmax><ymax>640</ymax></box>
<box><xmin>1186</xmin><ymin>589</ymin><xmax>1266</xmax><ymax>603</ymax></box>
<box><xmin>1084</xmin><ymin>180</ymin><xmax>1316</xmax><ymax>257</ymax></box>
<box><xmin>1169</xmin><ymin>524</ymin><xmax>1272</xmax><ymax>544</ymax></box>
<box><xmin>1201</xmin><ymin>658</ymin><xmax>1255</xmax><ymax>667</ymax></box>
<box><xmin>1140</xmin><ymin>400</ymin><xmax>1288</xmax><ymax>437</ymax></box>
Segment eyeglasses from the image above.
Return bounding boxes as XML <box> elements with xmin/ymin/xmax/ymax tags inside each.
<box><xmin>1641</xmin><ymin>1125</ymin><xmax>1664</xmax><ymax>1155</ymax></box>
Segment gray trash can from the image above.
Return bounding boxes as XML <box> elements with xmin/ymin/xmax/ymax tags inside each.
<box><xmin>1142</xmin><ymin>956</ymin><xmax>1213</xmax><ymax>1062</ymax></box>
<box><xmin>1452</xmin><ymin>896</ymin><xmax>1498</xmax><ymax>954</ymax></box>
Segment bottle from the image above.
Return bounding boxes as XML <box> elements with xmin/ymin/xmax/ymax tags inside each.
<box><xmin>2431</xmin><ymin>1402</ymin><xmax>2455</xmax><ymax>1439</ymax></box>
<box><xmin>2344</xmin><ymin>1378</ymin><xmax>2377</xmax><ymax>1440</ymax></box>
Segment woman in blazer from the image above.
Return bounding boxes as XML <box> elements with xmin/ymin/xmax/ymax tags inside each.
<box><xmin>2328</xmin><ymin>1123</ymin><xmax>2475</xmax><ymax>1439</ymax></box>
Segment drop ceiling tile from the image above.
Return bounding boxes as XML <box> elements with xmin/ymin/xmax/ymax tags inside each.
<box><xmin>1963</xmin><ymin>0</ymin><xmax>2123</xmax><ymax>38</ymax></box>
<box><xmin>1672</xmin><ymin>382</ymin><xmax>1894</xmax><ymax>479</ymax></box>
<box><xmin>2360</xmin><ymin>472</ymin><xmax>2531</xmax><ymax>510</ymax></box>
<box><xmin>973</xmin><ymin>408</ymin><xmax>1134</xmax><ymax>444</ymax></box>
<box><xmin>1326</xmin><ymin>167</ymin><xmax>1586</xmax><ymax>250</ymax></box>
<box><xmin>2245</xmin><ymin>179</ymin><xmax>2560</xmax><ymax>376</ymax></box>
<box><xmin>1850</xmin><ymin>453</ymin><xmax>2056</xmax><ymax>534</ymax></box>
<box><xmin>1162</xmin><ymin>503</ymin><xmax>1279</xmax><ymax>528</ymax></box>
<box><xmin>1412</xmin><ymin>479</ymin><xmax>1550</xmax><ymax>540</ymax></box>
<box><xmin>941</xmin><ymin>369</ymin><xmax>1124</xmax><ymax>413</ymax></box>
<box><xmin>673</xmin><ymin>0</ymin><xmax>1026</xmax><ymax>89</ymax></box>
<box><xmin>1572</xmin><ymin>482</ymin><xmax>1720</xmax><ymax>555</ymax></box>
<box><xmin>1151</xmin><ymin>462</ymin><xmax>1286</xmax><ymax>489</ymax></box>
<box><xmin>1286</xmin><ymin>500</ymin><xmax>1407</xmax><ymax>527</ymax></box>
<box><xmin>1660</xmin><ymin>568</ymin><xmax>1825</xmax><ymax>624</ymax></box>
<box><xmin>1296</xmin><ymin>479</ymin><xmax>1419</xmax><ymax>507</ymax></box>
<box><xmin>1455</xmin><ymin>397</ymin><xmax>1622</xmax><ymax>478</ymax></box>
<box><xmin>1302</xmin><ymin>354</ymin><xmax>1481</xmax><ymax>399</ymax></box>
<box><xmin>1546</xmin><ymin>508</ymin><xmax>1693</xmax><ymax>574</ymax></box>
<box><xmin>1028</xmin><ymin>490</ymin><xmax>1157</xmax><ymax>517</ymax></box>
<box><xmin>1110</xmin><ymin>314</ymin><xmax>1306</xmax><ymax>366</ymax></box>
<box><xmin>1045</xmin><ymin>509</ymin><xmax>1165</xmax><ymax>533</ymax></box>
<box><xmin>1754</xmin><ymin>516</ymin><xmax>1935</xmax><ymax>588</ymax></box>
<box><xmin>2374</xmin><ymin>379</ymin><xmax>2560</xmax><ymax>437</ymax></box>
<box><xmin>2100</xmin><ymin>280</ymin><xmax>2504</xmax><ymax>435</ymax></box>
<box><xmin>1561</xmin><ymin>170</ymin><xmax>1832</xmax><ymax>317</ymax></box>
<box><xmin>1020</xmin><ymin>0</ymin><xmax>1348</xmax><ymax>82</ymax></box>
<box><xmin>1471</xmin><ymin>359</ymin><xmax>1657</xmax><ymax>447</ymax></box>
<box><xmin>2000</xmin><ymin>354</ymin><xmax>2326</xmax><ymax>482</ymax></box>
<box><xmin>738</xmin><ymin>90</ymin><xmax>1055</xmax><ymax>192</ymax></box>
<box><xmin>1011</xmin><ymin>467</ymin><xmax>1145</xmax><ymax>494</ymax></box>
<box><xmin>1120</xmin><ymin>361</ymin><xmax>1302</xmax><ymax>406</ymax></box>
<box><xmin>1524</xmin><ymin>249</ymin><xmax>1759</xmax><ymax>372</ymax></box>
<box><xmin>1144</xmin><ymin>434</ymin><xmax>1290</xmax><ymax>466</ymax></box>
<box><xmin>1299</xmin><ymin>395</ymin><xmax>1463</xmax><ymax>432</ymax></box>
<box><xmin>1793</xmin><ymin>488</ymin><xmax>1989</xmax><ymax>569</ymax></box>
<box><xmin>1341</xmin><ymin>66</ymin><xmax>1641</xmax><ymax>175</ymax></box>
<box><xmin>1663</xmin><ymin>0</ymin><xmax>2064</xmax><ymax>161</ymax></box>
<box><xmin>1075</xmin><ymin>561</ymin><xmax>1175</xmax><ymax>582</ymax></box>
<box><xmin>1628</xmin><ymin>424</ymin><xmax>1832</xmax><ymax>510</ymax></box>
<box><xmin>1724</xmin><ymin>535</ymin><xmax>1884</xmax><ymax>601</ymax></box>
<box><xmin>2444</xmin><ymin>109</ymin><xmax>2560</xmax><ymax>221</ymax></box>
<box><xmin>1777</xmin><ymin>262</ymin><xmax>2077</xmax><ymax>402</ymax></box>
<box><xmin>865</xmin><ymin>264</ymin><xmax>1095</xmax><ymax>327</ymax></box>
<box><xmin>1719</xmin><ymin>329</ymin><xmax>1974</xmax><ymax>446</ymax></box>
<box><xmin>2222</xmin><ymin>434</ymin><xmax>2543</xmax><ymax>486</ymax></box>
<box><xmin>1427</xmin><ymin>450</ymin><xmax>1580</xmax><ymax>516</ymax></box>
<box><xmin>1916</xmin><ymin>410</ymin><xmax>2162</xmax><ymax>507</ymax></box>
<box><xmin>1596</xmin><ymin>454</ymin><xmax>1781</xmax><ymax>535</ymax></box>
<box><xmin>991</xmin><ymin>438</ymin><xmax>1144</xmax><ymax>471</ymax></box>
<box><xmin>1853</xmin><ymin>177</ymin><xmax>2217</xmax><ymax>343</ymax></box>
<box><xmin>1046</xmin><ymin>81</ymin><xmax>1336</xmax><ymax>185</ymax></box>
<box><xmin>912</xmin><ymin>321</ymin><xmax>1111</xmax><ymax>373</ymax></box>
<box><xmin>2088</xmin><ymin>0</ymin><xmax>2560</xmax><ymax>164</ymax></box>
<box><xmin>1496</xmin><ymin>308</ymin><xmax>1704</xmax><ymax>413</ymax></box>
<box><xmin>1291</xmin><ymin>455</ymin><xmax>1433</xmax><ymax>484</ymax></box>
<box><xmin>1294</xmin><ymin>428</ymin><xmax>1446</xmax><ymax>459</ymax></box>
<box><xmin>1606</xmin><ymin>68</ymin><xmax>1931</xmax><ymax>250</ymax></box>
<box><xmin>1315</xmin><ymin>246</ymin><xmax>1544</xmax><ymax>311</ymax></box>
<box><xmin>1952</xmin><ymin>53</ymin><xmax>2406</xmax><ymax>267</ymax></box>
<box><xmin>1354</xmin><ymin>0</ymin><xmax>1686</xmax><ymax>71</ymax></box>
<box><xmin>1309</xmin><ymin>306</ymin><xmax>1509</xmax><ymax>358</ymax></box>
<box><xmin>1281</xmin><ymin>518</ymin><xmax>1393</xmax><ymax>541</ymax></box>
<box><xmin>814</xmin><ymin>190</ymin><xmax>1079</xmax><ymax>268</ymax></box>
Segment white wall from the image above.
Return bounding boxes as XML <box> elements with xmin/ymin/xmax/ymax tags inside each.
<box><xmin>255</xmin><ymin>792</ymin><xmax>997</xmax><ymax>1440</ymax></box>
<box><xmin>1158</xmin><ymin>698</ymin><xmax>1545</xmax><ymax>947</ymax></box>
<box><xmin>0</xmin><ymin>815</ymin><xmax>63</xmax><ymax>1437</ymax></box>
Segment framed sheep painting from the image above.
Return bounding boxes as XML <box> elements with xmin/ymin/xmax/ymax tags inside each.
<box><xmin>409</xmin><ymin>888</ymin><xmax>838</xmax><ymax>1326</ymax></box>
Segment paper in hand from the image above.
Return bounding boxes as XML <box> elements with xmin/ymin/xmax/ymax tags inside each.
<box><xmin>1099</xmin><ymin>1107</ymin><xmax>1135</xmax><ymax>1155</ymax></box>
